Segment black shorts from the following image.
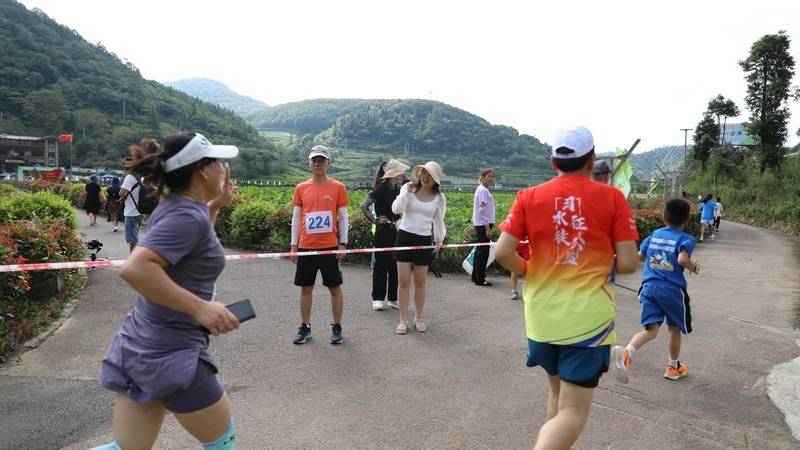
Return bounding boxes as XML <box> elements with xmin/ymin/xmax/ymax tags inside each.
<box><xmin>294</xmin><ymin>247</ymin><xmax>343</xmax><ymax>287</ymax></box>
<box><xmin>393</xmin><ymin>229</ymin><xmax>434</xmax><ymax>266</ymax></box>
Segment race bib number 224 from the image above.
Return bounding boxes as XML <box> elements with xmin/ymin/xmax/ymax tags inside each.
<box><xmin>305</xmin><ymin>211</ymin><xmax>333</xmax><ymax>234</ymax></box>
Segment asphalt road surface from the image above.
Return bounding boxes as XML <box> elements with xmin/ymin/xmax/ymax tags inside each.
<box><xmin>1</xmin><ymin>214</ymin><xmax>798</xmax><ymax>449</ymax></box>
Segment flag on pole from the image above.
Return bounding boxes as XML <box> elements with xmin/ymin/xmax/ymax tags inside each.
<box><xmin>613</xmin><ymin>147</ymin><xmax>633</xmax><ymax>197</ymax></box>
<box><xmin>57</xmin><ymin>133</ymin><xmax>73</xmax><ymax>143</ymax></box>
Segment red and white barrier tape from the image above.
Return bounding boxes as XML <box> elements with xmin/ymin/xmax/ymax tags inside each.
<box><xmin>0</xmin><ymin>241</ymin><xmax>504</xmax><ymax>273</ymax></box>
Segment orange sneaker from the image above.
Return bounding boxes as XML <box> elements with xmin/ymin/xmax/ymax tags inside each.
<box><xmin>664</xmin><ymin>362</ymin><xmax>688</xmax><ymax>380</ymax></box>
<box><xmin>610</xmin><ymin>345</ymin><xmax>632</xmax><ymax>383</ymax></box>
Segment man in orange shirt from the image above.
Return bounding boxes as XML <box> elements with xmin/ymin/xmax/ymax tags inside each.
<box><xmin>290</xmin><ymin>145</ymin><xmax>350</xmax><ymax>345</ymax></box>
<box><xmin>495</xmin><ymin>126</ymin><xmax>639</xmax><ymax>449</ymax></box>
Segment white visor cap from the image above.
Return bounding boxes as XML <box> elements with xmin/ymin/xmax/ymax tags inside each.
<box><xmin>164</xmin><ymin>133</ymin><xmax>239</xmax><ymax>172</ymax></box>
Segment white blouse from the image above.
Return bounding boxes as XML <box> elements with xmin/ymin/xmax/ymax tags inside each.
<box><xmin>391</xmin><ymin>183</ymin><xmax>447</xmax><ymax>244</ymax></box>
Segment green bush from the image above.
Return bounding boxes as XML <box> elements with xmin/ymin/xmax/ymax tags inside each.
<box><xmin>263</xmin><ymin>207</ymin><xmax>292</xmax><ymax>250</ymax></box>
<box><xmin>229</xmin><ymin>202</ymin><xmax>274</xmax><ymax>249</ymax></box>
<box><xmin>0</xmin><ymin>220</ymin><xmax>85</xmax><ymax>362</ymax></box>
<box><xmin>68</xmin><ymin>184</ymin><xmax>86</xmax><ymax>208</ymax></box>
<box><xmin>0</xmin><ymin>191</ymin><xmax>78</xmax><ymax>230</ymax></box>
<box><xmin>213</xmin><ymin>196</ymin><xmax>250</xmax><ymax>244</ymax></box>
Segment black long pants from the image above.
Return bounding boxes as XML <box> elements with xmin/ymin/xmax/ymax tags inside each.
<box><xmin>372</xmin><ymin>224</ymin><xmax>398</xmax><ymax>302</ymax></box>
<box><xmin>472</xmin><ymin>225</ymin><xmax>490</xmax><ymax>283</ymax></box>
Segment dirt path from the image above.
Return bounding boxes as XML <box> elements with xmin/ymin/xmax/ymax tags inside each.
<box><xmin>0</xmin><ymin>216</ymin><xmax>798</xmax><ymax>449</ymax></box>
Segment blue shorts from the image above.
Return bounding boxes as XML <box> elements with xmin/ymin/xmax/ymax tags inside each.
<box><xmin>526</xmin><ymin>340</ymin><xmax>610</xmax><ymax>388</ymax></box>
<box><xmin>639</xmin><ymin>282</ymin><xmax>692</xmax><ymax>334</ymax></box>
<box><xmin>124</xmin><ymin>215</ymin><xmax>142</xmax><ymax>244</ymax></box>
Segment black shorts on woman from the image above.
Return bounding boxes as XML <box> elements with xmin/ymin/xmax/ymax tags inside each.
<box><xmin>393</xmin><ymin>229</ymin><xmax>434</xmax><ymax>266</ymax></box>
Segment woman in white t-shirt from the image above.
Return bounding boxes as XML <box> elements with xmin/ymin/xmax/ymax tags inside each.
<box><xmin>391</xmin><ymin>161</ymin><xmax>446</xmax><ymax>335</ymax></box>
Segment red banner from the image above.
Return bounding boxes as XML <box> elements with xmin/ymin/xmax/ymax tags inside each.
<box><xmin>40</xmin><ymin>169</ymin><xmax>63</xmax><ymax>182</ymax></box>
<box><xmin>57</xmin><ymin>133</ymin><xmax>73</xmax><ymax>143</ymax></box>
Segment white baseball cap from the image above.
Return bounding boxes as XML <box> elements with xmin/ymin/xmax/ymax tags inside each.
<box><xmin>164</xmin><ymin>133</ymin><xmax>239</xmax><ymax>172</ymax></box>
<box><xmin>551</xmin><ymin>126</ymin><xmax>595</xmax><ymax>159</ymax></box>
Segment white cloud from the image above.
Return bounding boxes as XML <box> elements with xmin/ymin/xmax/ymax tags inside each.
<box><xmin>18</xmin><ymin>0</ymin><xmax>800</xmax><ymax>152</ymax></box>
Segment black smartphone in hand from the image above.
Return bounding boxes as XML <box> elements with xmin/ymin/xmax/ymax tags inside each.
<box><xmin>201</xmin><ymin>299</ymin><xmax>256</xmax><ymax>334</ymax></box>
<box><xmin>227</xmin><ymin>299</ymin><xmax>256</xmax><ymax>323</ymax></box>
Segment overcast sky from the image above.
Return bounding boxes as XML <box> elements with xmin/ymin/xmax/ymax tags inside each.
<box><xmin>18</xmin><ymin>0</ymin><xmax>800</xmax><ymax>153</ymax></box>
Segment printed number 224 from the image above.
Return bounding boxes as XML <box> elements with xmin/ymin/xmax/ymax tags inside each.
<box><xmin>308</xmin><ymin>215</ymin><xmax>331</xmax><ymax>230</ymax></box>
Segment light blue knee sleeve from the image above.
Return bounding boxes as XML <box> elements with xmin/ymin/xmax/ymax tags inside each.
<box><xmin>203</xmin><ymin>420</ymin><xmax>236</xmax><ymax>450</ymax></box>
<box><xmin>90</xmin><ymin>442</ymin><xmax>121</xmax><ymax>450</ymax></box>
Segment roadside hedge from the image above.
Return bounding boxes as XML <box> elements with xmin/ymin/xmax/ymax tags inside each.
<box><xmin>0</xmin><ymin>191</ymin><xmax>78</xmax><ymax>230</ymax></box>
<box><xmin>0</xmin><ymin>220</ymin><xmax>85</xmax><ymax>362</ymax></box>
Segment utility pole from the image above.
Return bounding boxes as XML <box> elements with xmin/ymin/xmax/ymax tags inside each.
<box><xmin>122</xmin><ymin>97</ymin><xmax>126</xmax><ymax>121</ymax></box>
<box><xmin>680</xmin><ymin>128</ymin><xmax>691</xmax><ymax>166</ymax></box>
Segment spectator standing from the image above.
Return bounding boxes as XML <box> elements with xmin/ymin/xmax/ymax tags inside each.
<box><xmin>472</xmin><ymin>168</ymin><xmax>496</xmax><ymax>286</ymax></box>
<box><xmin>361</xmin><ymin>159</ymin><xmax>409</xmax><ymax>311</ymax></box>
<box><xmin>391</xmin><ymin>161</ymin><xmax>447</xmax><ymax>335</ymax></box>
<box><xmin>290</xmin><ymin>145</ymin><xmax>350</xmax><ymax>345</ymax></box>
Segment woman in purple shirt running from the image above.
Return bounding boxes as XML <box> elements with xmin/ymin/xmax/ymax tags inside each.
<box><xmin>93</xmin><ymin>133</ymin><xmax>240</xmax><ymax>450</ymax></box>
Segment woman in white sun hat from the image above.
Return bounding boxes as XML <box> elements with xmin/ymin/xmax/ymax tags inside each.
<box><xmin>391</xmin><ymin>161</ymin><xmax>447</xmax><ymax>334</ymax></box>
<box><xmin>361</xmin><ymin>159</ymin><xmax>410</xmax><ymax>312</ymax></box>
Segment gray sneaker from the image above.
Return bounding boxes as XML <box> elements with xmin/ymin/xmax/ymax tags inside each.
<box><xmin>387</xmin><ymin>300</ymin><xmax>399</xmax><ymax>310</ymax></box>
<box><xmin>330</xmin><ymin>323</ymin><xmax>343</xmax><ymax>345</ymax></box>
<box><xmin>510</xmin><ymin>290</ymin><xmax>520</xmax><ymax>300</ymax></box>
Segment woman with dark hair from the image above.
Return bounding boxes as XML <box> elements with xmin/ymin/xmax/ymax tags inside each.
<box><xmin>471</xmin><ymin>168</ymin><xmax>496</xmax><ymax>286</ymax></box>
<box><xmin>105</xmin><ymin>177</ymin><xmax>122</xmax><ymax>232</ymax></box>
<box><xmin>391</xmin><ymin>161</ymin><xmax>446</xmax><ymax>334</ymax></box>
<box><xmin>92</xmin><ymin>133</ymin><xmax>241</xmax><ymax>450</ymax></box>
<box><xmin>360</xmin><ymin>159</ymin><xmax>409</xmax><ymax>311</ymax></box>
<box><xmin>84</xmin><ymin>175</ymin><xmax>104</xmax><ymax>226</ymax></box>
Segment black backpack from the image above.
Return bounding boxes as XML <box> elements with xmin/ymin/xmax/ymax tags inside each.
<box><xmin>131</xmin><ymin>180</ymin><xmax>159</xmax><ymax>214</ymax></box>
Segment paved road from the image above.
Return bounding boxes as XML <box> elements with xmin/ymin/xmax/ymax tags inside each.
<box><xmin>1</xmin><ymin>214</ymin><xmax>799</xmax><ymax>449</ymax></box>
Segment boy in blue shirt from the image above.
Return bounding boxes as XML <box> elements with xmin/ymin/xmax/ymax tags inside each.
<box><xmin>611</xmin><ymin>197</ymin><xmax>700</xmax><ymax>382</ymax></box>
<box><xmin>698</xmin><ymin>194</ymin><xmax>717</xmax><ymax>242</ymax></box>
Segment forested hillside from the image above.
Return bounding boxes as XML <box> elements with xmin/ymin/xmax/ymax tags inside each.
<box><xmin>246</xmin><ymin>98</ymin><xmax>553</xmax><ymax>183</ymax></box>
<box><xmin>165</xmin><ymin>78</ymin><xmax>270</xmax><ymax>117</ymax></box>
<box><xmin>0</xmin><ymin>0</ymin><xmax>283</xmax><ymax>178</ymax></box>
<box><xmin>628</xmin><ymin>146</ymin><xmax>686</xmax><ymax>178</ymax></box>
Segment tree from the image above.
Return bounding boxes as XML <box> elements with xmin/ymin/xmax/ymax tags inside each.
<box><xmin>739</xmin><ymin>31</ymin><xmax>796</xmax><ymax>173</ymax></box>
<box><xmin>706</xmin><ymin>95</ymin><xmax>740</xmax><ymax>145</ymax></box>
<box><xmin>692</xmin><ymin>113</ymin><xmax>718</xmax><ymax>170</ymax></box>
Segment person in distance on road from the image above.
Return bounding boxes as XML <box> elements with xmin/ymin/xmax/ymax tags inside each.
<box><xmin>92</xmin><ymin>133</ymin><xmax>240</xmax><ymax>450</ymax></box>
<box><xmin>591</xmin><ymin>159</ymin><xmax>611</xmax><ymax>184</ymax></box>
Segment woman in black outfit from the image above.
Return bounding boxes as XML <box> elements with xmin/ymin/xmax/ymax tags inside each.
<box><xmin>84</xmin><ymin>175</ymin><xmax>104</xmax><ymax>226</ymax></box>
<box><xmin>360</xmin><ymin>159</ymin><xmax>409</xmax><ymax>311</ymax></box>
<box><xmin>105</xmin><ymin>176</ymin><xmax>122</xmax><ymax>232</ymax></box>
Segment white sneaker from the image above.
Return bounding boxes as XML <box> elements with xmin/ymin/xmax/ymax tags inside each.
<box><xmin>387</xmin><ymin>300</ymin><xmax>399</xmax><ymax>310</ymax></box>
<box><xmin>510</xmin><ymin>290</ymin><xmax>520</xmax><ymax>300</ymax></box>
<box><xmin>372</xmin><ymin>300</ymin><xmax>386</xmax><ymax>311</ymax></box>
<box><xmin>710</xmin><ymin>234</ymin><xmax>715</xmax><ymax>241</ymax></box>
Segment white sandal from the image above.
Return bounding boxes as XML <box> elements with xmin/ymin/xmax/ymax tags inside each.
<box><xmin>396</xmin><ymin>321</ymin><xmax>408</xmax><ymax>335</ymax></box>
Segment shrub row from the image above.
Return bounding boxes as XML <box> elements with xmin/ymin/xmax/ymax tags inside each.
<box><xmin>5</xmin><ymin>180</ymin><xmax>689</xmax><ymax>273</ymax></box>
